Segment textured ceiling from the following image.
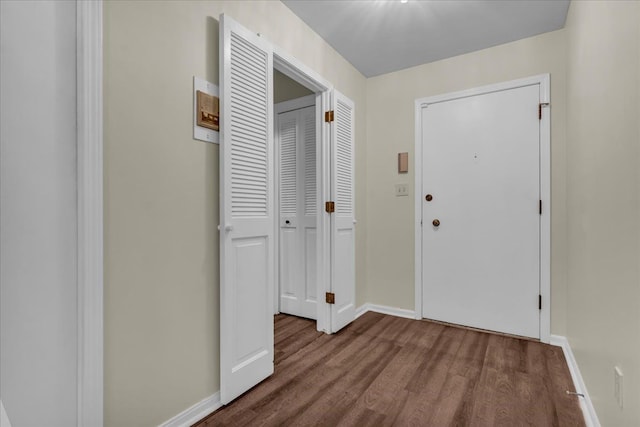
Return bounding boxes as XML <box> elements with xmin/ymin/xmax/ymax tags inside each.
<box><xmin>283</xmin><ymin>0</ymin><xmax>570</xmax><ymax>77</ymax></box>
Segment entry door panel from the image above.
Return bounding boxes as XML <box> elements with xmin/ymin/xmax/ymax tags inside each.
<box><xmin>278</xmin><ymin>105</ymin><xmax>317</xmax><ymax>319</ymax></box>
<box><xmin>219</xmin><ymin>14</ymin><xmax>274</xmax><ymax>404</ymax></box>
<box><xmin>421</xmin><ymin>84</ymin><xmax>540</xmax><ymax>339</ymax></box>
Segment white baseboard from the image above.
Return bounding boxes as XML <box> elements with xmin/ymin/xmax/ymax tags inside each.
<box><xmin>158</xmin><ymin>392</ymin><xmax>221</xmax><ymax>427</ymax></box>
<box><xmin>355</xmin><ymin>303</ymin><xmax>416</xmax><ymax>320</ymax></box>
<box><xmin>550</xmin><ymin>335</ymin><xmax>600</xmax><ymax>427</ymax></box>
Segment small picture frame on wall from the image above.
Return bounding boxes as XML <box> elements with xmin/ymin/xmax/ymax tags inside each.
<box><xmin>193</xmin><ymin>76</ymin><xmax>219</xmax><ymax>144</ymax></box>
<box><xmin>196</xmin><ymin>90</ymin><xmax>219</xmax><ymax>131</ymax></box>
<box><xmin>398</xmin><ymin>152</ymin><xmax>409</xmax><ymax>173</ymax></box>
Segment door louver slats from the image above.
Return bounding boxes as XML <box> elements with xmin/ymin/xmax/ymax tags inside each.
<box><xmin>279</xmin><ymin>115</ymin><xmax>297</xmax><ymax>216</ymax></box>
<box><xmin>230</xmin><ymin>32</ymin><xmax>268</xmax><ymax>217</ymax></box>
<box><xmin>304</xmin><ymin>111</ymin><xmax>317</xmax><ymax>216</ymax></box>
<box><xmin>335</xmin><ymin>100</ymin><xmax>353</xmax><ymax>215</ymax></box>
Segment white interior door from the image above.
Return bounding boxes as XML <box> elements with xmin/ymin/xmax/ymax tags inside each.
<box><xmin>329</xmin><ymin>90</ymin><xmax>356</xmax><ymax>333</ymax></box>
<box><xmin>421</xmin><ymin>84</ymin><xmax>541</xmax><ymax>339</ymax></box>
<box><xmin>219</xmin><ymin>14</ymin><xmax>274</xmax><ymax>404</ymax></box>
<box><xmin>277</xmin><ymin>101</ymin><xmax>317</xmax><ymax>320</ymax></box>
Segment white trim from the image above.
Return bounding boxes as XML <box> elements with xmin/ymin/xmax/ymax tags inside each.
<box><xmin>273</xmin><ymin>47</ymin><xmax>331</xmax><ymax>94</ymax></box>
<box><xmin>550</xmin><ymin>336</ymin><xmax>600</xmax><ymax>427</ymax></box>
<box><xmin>414</xmin><ymin>74</ymin><xmax>551</xmax><ymax>342</ymax></box>
<box><xmin>355</xmin><ymin>303</ymin><xmax>416</xmax><ymax>320</ymax></box>
<box><xmin>158</xmin><ymin>393</ymin><xmax>222</xmax><ymax>427</ymax></box>
<box><xmin>538</xmin><ymin>74</ymin><xmax>551</xmax><ymax>343</ymax></box>
<box><xmin>414</xmin><ymin>98</ymin><xmax>423</xmax><ymax>320</ymax></box>
<box><xmin>416</xmin><ymin>74</ymin><xmax>550</xmax><ymax>106</ymax></box>
<box><xmin>275</xmin><ymin>94</ymin><xmax>315</xmax><ymax>115</ymax></box>
<box><xmin>76</xmin><ymin>1</ymin><xmax>104</xmax><ymax>426</ymax></box>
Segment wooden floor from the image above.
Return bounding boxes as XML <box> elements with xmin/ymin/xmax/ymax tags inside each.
<box><xmin>195</xmin><ymin>312</ymin><xmax>585</xmax><ymax>426</ymax></box>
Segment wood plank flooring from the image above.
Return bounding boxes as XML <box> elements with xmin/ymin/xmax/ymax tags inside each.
<box><xmin>194</xmin><ymin>312</ymin><xmax>585</xmax><ymax>426</ymax></box>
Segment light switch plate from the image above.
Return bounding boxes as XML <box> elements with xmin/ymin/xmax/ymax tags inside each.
<box><xmin>395</xmin><ymin>184</ymin><xmax>409</xmax><ymax>197</ymax></box>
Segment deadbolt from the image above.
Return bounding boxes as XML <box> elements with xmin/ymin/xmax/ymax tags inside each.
<box><xmin>425</xmin><ymin>194</ymin><xmax>433</xmax><ymax>202</ymax></box>
<box><xmin>432</xmin><ymin>219</ymin><xmax>440</xmax><ymax>227</ymax></box>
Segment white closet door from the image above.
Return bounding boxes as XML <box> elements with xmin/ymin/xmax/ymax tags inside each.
<box><xmin>219</xmin><ymin>14</ymin><xmax>274</xmax><ymax>405</ymax></box>
<box><xmin>330</xmin><ymin>90</ymin><xmax>356</xmax><ymax>332</ymax></box>
<box><xmin>278</xmin><ymin>105</ymin><xmax>317</xmax><ymax>319</ymax></box>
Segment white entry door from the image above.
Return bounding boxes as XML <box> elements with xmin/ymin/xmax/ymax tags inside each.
<box><xmin>329</xmin><ymin>90</ymin><xmax>356</xmax><ymax>333</ymax></box>
<box><xmin>420</xmin><ymin>82</ymin><xmax>542</xmax><ymax>339</ymax></box>
<box><xmin>277</xmin><ymin>99</ymin><xmax>317</xmax><ymax>320</ymax></box>
<box><xmin>219</xmin><ymin>14</ymin><xmax>274</xmax><ymax>404</ymax></box>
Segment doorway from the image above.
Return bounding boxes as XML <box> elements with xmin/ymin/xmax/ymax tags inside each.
<box><xmin>414</xmin><ymin>75</ymin><xmax>551</xmax><ymax>342</ymax></box>
<box><xmin>274</xmin><ymin>76</ymin><xmax>318</xmax><ymax>320</ymax></box>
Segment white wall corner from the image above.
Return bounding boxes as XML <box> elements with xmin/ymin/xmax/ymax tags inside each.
<box><xmin>158</xmin><ymin>393</ymin><xmax>222</xmax><ymax>427</ymax></box>
<box><xmin>76</xmin><ymin>1</ymin><xmax>104</xmax><ymax>426</ymax></box>
<box><xmin>550</xmin><ymin>335</ymin><xmax>601</xmax><ymax>427</ymax></box>
<box><xmin>355</xmin><ymin>303</ymin><xmax>416</xmax><ymax>320</ymax></box>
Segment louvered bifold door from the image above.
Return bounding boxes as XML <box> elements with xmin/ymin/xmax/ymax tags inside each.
<box><xmin>330</xmin><ymin>90</ymin><xmax>356</xmax><ymax>333</ymax></box>
<box><xmin>219</xmin><ymin>14</ymin><xmax>274</xmax><ymax>405</ymax></box>
<box><xmin>278</xmin><ymin>106</ymin><xmax>317</xmax><ymax>320</ymax></box>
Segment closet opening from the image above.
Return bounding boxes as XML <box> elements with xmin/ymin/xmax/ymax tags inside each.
<box><xmin>273</xmin><ymin>70</ymin><xmax>318</xmax><ymax>322</ymax></box>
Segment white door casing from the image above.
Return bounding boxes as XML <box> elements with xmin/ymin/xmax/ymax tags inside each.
<box><xmin>219</xmin><ymin>14</ymin><xmax>275</xmax><ymax>404</ymax></box>
<box><xmin>329</xmin><ymin>90</ymin><xmax>356</xmax><ymax>333</ymax></box>
<box><xmin>276</xmin><ymin>97</ymin><xmax>317</xmax><ymax>320</ymax></box>
<box><xmin>414</xmin><ymin>75</ymin><xmax>550</xmax><ymax>342</ymax></box>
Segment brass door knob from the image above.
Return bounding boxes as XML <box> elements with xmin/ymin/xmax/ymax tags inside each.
<box><xmin>432</xmin><ymin>219</ymin><xmax>440</xmax><ymax>227</ymax></box>
<box><xmin>425</xmin><ymin>194</ymin><xmax>433</xmax><ymax>201</ymax></box>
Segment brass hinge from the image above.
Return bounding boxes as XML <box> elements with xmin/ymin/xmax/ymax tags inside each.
<box><xmin>539</xmin><ymin>200</ymin><xmax>542</xmax><ymax>215</ymax></box>
<box><xmin>539</xmin><ymin>294</ymin><xmax>542</xmax><ymax>310</ymax></box>
<box><xmin>326</xmin><ymin>292</ymin><xmax>335</xmax><ymax>304</ymax></box>
<box><xmin>325</xmin><ymin>110</ymin><xmax>334</xmax><ymax>123</ymax></box>
<box><xmin>325</xmin><ymin>201</ymin><xmax>335</xmax><ymax>213</ymax></box>
<box><xmin>539</xmin><ymin>103</ymin><xmax>549</xmax><ymax>120</ymax></box>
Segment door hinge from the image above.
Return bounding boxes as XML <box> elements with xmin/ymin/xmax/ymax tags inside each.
<box><xmin>539</xmin><ymin>102</ymin><xmax>549</xmax><ymax>120</ymax></box>
<box><xmin>325</xmin><ymin>110</ymin><xmax>334</xmax><ymax>123</ymax></box>
<box><xmin>325</xmin><ymin>201</ymin><xmax>335</xmax><ymax>213</ymax></box>
<box><xmin>539</xmin><ymin>294</ymin><xmax>542</xmax><ymax>310</ymax></box>
<box><xmin>539</xmin><ymin>200</ymin><xmax>542</xmax><ymax>215</ymax></box>
<box><xmin>326</xmin><ymin>292</ymin><xmax>335</xmax><ymax>304</ymax></box>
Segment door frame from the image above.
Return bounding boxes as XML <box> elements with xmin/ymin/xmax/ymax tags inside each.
<box><xmin>413</xmin><ymin>74</ymin><xmax>551</xmax><ymax>343</ymax></box>
<box><xmin>272</xmin><ymin>49</ymin><xmax>333</xmax><ymax>333</ymax></box>
<box><xmin>77</xmin><ymin>1</ymin><xmax>104</xmax><ymax>425</ymax></box>
<box><xmin>274</xmin><ymin>94</ymin><xmax>317</xmax><ymax>319</ymax></box>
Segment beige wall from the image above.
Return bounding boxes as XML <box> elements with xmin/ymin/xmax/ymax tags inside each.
<box><xmin>104</xmin><ymin>1</ymin><xmax>366</xmax><ymax>426</ymax></box>
<box><xmin>365</xmin><ymin>30</ymin><xmax>569</xmax><ymax>334</ymax></box>
<box><xmin>565</xmin><ymin>1</ymin><xmax>640</xmax><ymax>425</ymax></box>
